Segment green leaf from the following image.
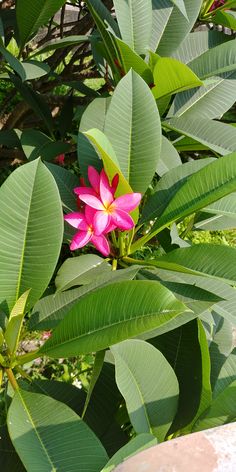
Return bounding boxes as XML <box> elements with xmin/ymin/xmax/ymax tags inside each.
<box><xmin>0</xmin><ymin>46</ymin><xmax>26</xmax><ymax>80</ymax></box>
<box><xmin>78</xmin><ymin>97</ymin><xmax>111</xmax><ymax>180</ymax></box>
<box><xmin>82</xmin><ymin>350</ymin><xmax>105</xmax><ymax>418</ymax></box>
<box><xmin>21</xmin><ymin>60</ymin><xmax>50</xmax><ymax>80</ymax></box>
<box><xmin>30</xmin><ymin>35</ymin><xmax>89</xmax><ymax>57</ymax></box>
<box><xmin>111</xmin><ymin>339</ymin><xmax>179</xmax><ymax>442</ymax></box>
<box><xmin>157</xmin><ymin>136</ymin><xmax>181</xmax><ymax>176</ymax></box>
<box><xmin>192</xmin><ymin>380</ymin><xmax>236</xmax><ymax>432</ymax></box>
<box><xmin>189</xmin><ymin>38</ymin><xmax>236</xmax><ymax>80</ymax></box>
<box><xmin>151</xmin><ymin>151</ymin><xmax>236</xmax><ymax>234</ymax></box>
<box><xmin>168</xmin><ymin>71</ymin><xmax>236</xmax><ymax>120</ymax></box>
<box><xmin>0</xmin><ymin>159</ymin><xmax>63</xmax><ymax>314</ymax></box>
<box><xmin>5</xmin><ymin>290</ymin><xmax>30</xmax><ymax>355</ymax></box>
<box><xmin>113</xmin><ymin>0</ymin><xmax>152</xmax><ymax>55</ymax></box>
<box><xmin>141</xmin><ymin>157</ymin><xmax>215</xmax><ymax>224</ymax></box>
<box><xmin>16</xmin><ymin>0</ymin><xmax>67</xmax><ymax>49</ymax></box>
<box><xmin>152</xmin><ymin>245</ymin><xmax>236</xmax><ymax>283</ymax></box>
<box><xmin>11</xmin><ymin>76</ymin><xmax>53</xmax><ymax>133</ymax></box>
<box><xmin>0</xmin><ymin>425</ymin><xmax>25</xmax><ymax>472</ymax></box>
<box><xmin>39</xmin><ymin>280</ymin><xmax>187</xmax><ymax>358</ymax></box>
<box><xmin>214</xmin><ymin>9</ymin><xmax>236</xmax><ymax>30</ymax></box>
<box><xmin>21</xmin><ymin>129</ymin><xmax>70</xmax><ymax>161</ymax></box>
<box><xmin>45</xmin><ymin>163</ymin><xmax>79</xmax><ymax>212</ymax></box>
<box><xmin>55</xmin><ymin>255</ymin><xmax>112</xmax><ymax>291</ymax></box>
<box><xmin>173</xmin><ymin>30</ymin><xmax>230</xmax><ymax>65</ymax></box>
<box><xmin>209</xmin><ymin>316</ymin><xmax>234</xmax><ymax>392</ymax></box>
<box><xmin>101</xmin><ymin>434</ymin><xmax>157</xmax><ymax>472</ymax></box>
<box><xmin>150</xmin><ymin>319</ymin><xmax>211</xmax><ymax>432</ymax></box>
<box><xmin>7</xmin><ymin>389</ymin><xmax>108</xmax><ymax>472</ymax></box>
<box><xmin>157</xmin><ymin>0</ymin><xmax>202</xmax><ymax>56</ymax></box>
<box><xmin>165</xmin><ymin>116</ymin><xmax>236</xmax><ymax>155</ymax></box>
<box><xmin>85</xmin><ymin>1</ymin><xmax>120</xmax><ymax>81</ymax></box>
<box><xmin>29</xmin><ymin>266</ymin><xmax>140</xmax><ymax>331</ymax></box>
<box><xmin>30</xmin><ymin>364</ymin><xmax>128</xmax><ymax>456</ymax></box>
<box><xmin>104</xmin><ymin>70</ymin><xmax>161</xmax><ymax>194</ymax></box>
<box><xmin>170</xmin><ymin>0</ymin><xmax>188</xmax><ymax>18</ymax></box>
<box><xmin>152</xmin><ymin>57</ymin><xmax>203</xmax><ymax>99</ymax></box>
<box><xmin>108</xmin><ymin>34</ymin><xmax>154</xmax><ymax>85</ymax></box>
<box><xmin>150</xmin><ymin>0</ymin><xmax>173</xmax><ymax>53</ymax></box>
<box><xmin>213</xmin><ymin>348</ymin><xmax>236</xmax><ymax>399</ymax></box>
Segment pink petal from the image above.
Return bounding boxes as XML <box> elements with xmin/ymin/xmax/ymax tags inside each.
<box><xmin>64</xmin><ymin>212</ymin><xmax>87</xmax><ymax>230</ymax></box>
<box><xmin>104</xmin><ymin>221</ymin><xmax>117</xmax><ymax>234</ymax></box>
<box><xmin>70</xmin><ymin>231</ymin><xmax>91</xmax><ymax>250</ymax></box>
<box><xmin>114</xmin><ymin>193</ymin><xmax>142</xmax><ymax>212</ymax></box>
<box><xmin>111</xmin><ymin>174</ymin><xmax>119</xmax><ymax>195</ymax></box>
<box><xmin>111</xmin><ymin>209</ymin><xmax>135</xmax><ymax>231</ymax></box>
<box><xmin>85</xmin><ymin>204</ymin><xmax>97</xmax><ymax>224</ymax></box>
<box><xmin>93</xmin><ymin>211</ymin><xmax>110</xmax><ymax>235</ymax></box>
<box><xmin>74</xmin><ymin>186</ymin><xmax>96</xmax><ymax>197</ymax></box>
<box><xmin>91</xmin><ymin>234</ymin><xmax>110</xmax><ymax>256</ymax></box>
<box><xmin>79</xmin><ymin>194</ymin><xmax>104</xmax><ymax>210</ymax></box>
<box><xmin>88</xmin><ymin>166</ymin><xmax>100</xmax><ymax>194</ymax></box>
<box><xmin>100</xmin><ymin>169</ymin><xmax>114</xmax><ymax>207</ymax></box>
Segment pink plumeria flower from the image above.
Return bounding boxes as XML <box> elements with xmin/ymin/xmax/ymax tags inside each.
<box><xmin>64</xmin><ymin>205</ymin><xmax>110</xmax><ymax>256</ymax></box>
<box><xmin>79</xmin><ymin>169</ymin><xmax>141</xmax><ymax>234</ymax></box>
<box><xmin>74</xmin><ymin>166</ymin><xmax>119</xmax><ymax>198</ymax></box>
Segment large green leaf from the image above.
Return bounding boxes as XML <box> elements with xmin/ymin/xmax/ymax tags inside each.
<box><xmin>209</xmin><ymin>316</ymin><xmax>234</xmax><ymax>392</ymax></box>
<box><xmin>29</xmin><ymin>266</ymin><xmax>140</xmax><ymax>331</ymax></box>
<box><xmin>157</xmin><ymin>136</ymin><xmax>181</xmax><ymax>176</ymax></box>
<box><xmin>152</xmin><ymin>151</ymin><xmax>236</xmax><ymax>233</ymax></box>
<box><xmin>0</xmin><ymin>46</ymin><xmax>49</xmax><ymax>81</ymax></box>
<box><xmin>189</xmin><ymin>38</ymin><xmax>236</xmax><ymax>80</ymax></box>
<box><xmin>29</xmin><ymin>365</ymin><xmax>128</xmax><ymax>457</ymax></box>
<box><xmin>141</xmin><ymin>157</ymin><xmax>215</xmax><ymax>224</ymax></box>
<box><xmin>101</xmin><ymin>433</ymin><xmax>157</xmax><ymax>472</ymax></box>
<box><xmin>108</xmin><ymin>34</ymin><xmax>154</xmax><ymax>85</ymax></box>
<box><xmin>194</xmin><ymin>192</ymin><xmax>236</xmax><ymax>231</ymax></box>
<box><xmin>104</xmin><ymin>70</ymin><xmax>161</xmax><ymax>194</ymax></box>
<box><xmin>16</xmin><ymin>0</ymin><xmax>67</xmax><ymax>49</ymax></box>
<box><xmin>150</xmin><ymin>319</ymin><xmax>211</xmax><ymax>432</ymax></box>
<box><xmin>152</xmin><ymin>57</ymin><xmax>202</xmax><ymax>99</ymax></box>
<box><xmin>149</xmin><ymin>245</ymin><xmax>236</xmax><ymax>283</ymax></box>
<box><xmin>30</xmin><ymin>35</ymin><xmax>89</xmax><ymax>57</ymax></box>
<box><xmin>20</xmin><ymin>129</ymin><xmax>70</xmax><ymax>162</ymax></box>
<box><xmin>111</xmin><ymin>339</ymin><xmax>179</xmax><ymax>442</ymax></box>
<box><xmin>214</xmin><ymin>9</ymin><xmax>236</xmax><ymax>30</ymax></box>
<box><xmin>173</xmin><ymin>30</ymin><xmax>230</xmax><ymax>64</ymax></box>
<box><xmin>157</xmin><ymin>0</ymin><xmax>202</xmax><ymax>56</ymax></box>
<box><xmin>165</xmin><ymin>116</ymin><xmax>236</xmax><ymax>155</ymax></box>
<box><xmin>7</xmin><ymin>389</ymin><xmax>108</xmax><ymax>472</ymax></box>
<box><xmin>55</xmin><ymin>254</ymin><xmax>111</xmax><ymax>291</ymax></box>
<box><xmin>78</xmin><ymin>97</ymin><xmax>110</xmax><ymax>180</ymax></box>
<box><xmin>0</xmin><ymin>425</ymin><xmax>25</xmax><ymax>472</ymax></box>
<box><xmin>85</xmin><ymin>0</ymin><xmax>120</xmax><ymax>81</ymax></box>
<box><xmin>169</xmin><ymin>71</ymin><xmax>236</xmax><ymax>120</ymax></box>
<box><xmin>0</xmin><ymin>159</ymin><xmax>63</xmax><ymax>314</ymax></box>
<box><xmin>213</xmin><ymin>348</ymin><xmax>236</xmax><ymax>399</ymax></box>
<box><xmin>45</xmin><ymin>163</ymin><xmax>79</xmax><ymax>212</ymax></box>
<box><xmin>150</xmin><ymin>0</ymin><xmax>173</xmax><ymax>52</ymax></box>
<box><xmin>113</xmin><ymin>0</ymin><xmax>152</xmax><ymax>55</ymax></box>
<box><xmin>192</xmin><ymin>380</ymin><xmax>236</xmax><ymax>432</ymax></box>
<box><xmin>39</xmin><ymin>280</ymin><xmax>187</xmax><ymax>358</ymax></box>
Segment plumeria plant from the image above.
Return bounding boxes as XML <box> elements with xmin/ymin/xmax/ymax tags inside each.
<box><xmin>0</xmin><ymin>1</ymin><xmax>236</xmax><ymax>472</ymax></box>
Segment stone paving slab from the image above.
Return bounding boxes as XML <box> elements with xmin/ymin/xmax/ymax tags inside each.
<box><xmin>114</xmin><ymin>423</ymin><xmax>236</xmax><ymax>472</ymax></box>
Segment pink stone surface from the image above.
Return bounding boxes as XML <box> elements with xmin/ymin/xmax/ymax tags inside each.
<box><xmin>114</xmin><ymin>423</ymin><xmax>236</xmax><ymax>472</ymax></box>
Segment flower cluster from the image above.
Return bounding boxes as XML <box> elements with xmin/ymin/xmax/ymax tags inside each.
<box><xmin>64</xmin><ymin>166</ymin><xmax>141</xmax><ymax>256</ymax></box>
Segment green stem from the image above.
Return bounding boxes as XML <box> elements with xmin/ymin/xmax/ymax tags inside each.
<box><xmin>16</xmin><ymin>349</ymin><xmax>40</xmax><ymax>366</ymax></box>
<box><xmin>5</xmin><ymin>368</ymin><xmax>19</xmax><ymax>391</ymax></box>
<box><xmin>112</xmin><ymin>258</ymin><xmax>118</xmax><ymax>270</ymax></box>
<box><xmin>122</xmin><ymin>256</ymin><xmax>156</xmax><ymax>268</ymax></box>
<box><xmin>111</xmin><ymin>230</ymin><xmax>118</xmax><ymax>248</ymax></box>
<box><xmin>119</xmin><ymin>233</ymin><xmax>125</xmax><ymax>257</ymax></box>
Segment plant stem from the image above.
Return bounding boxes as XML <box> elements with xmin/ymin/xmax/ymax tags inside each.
<box><xmin>5</xmin><ymin>368</ymin><xmax>19</xmax><ymax>391</ymax></box>
<box><xmin>112</xmin><ymin>258</ymin><xmax>117</xmax><ymax>270</ymax></box>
